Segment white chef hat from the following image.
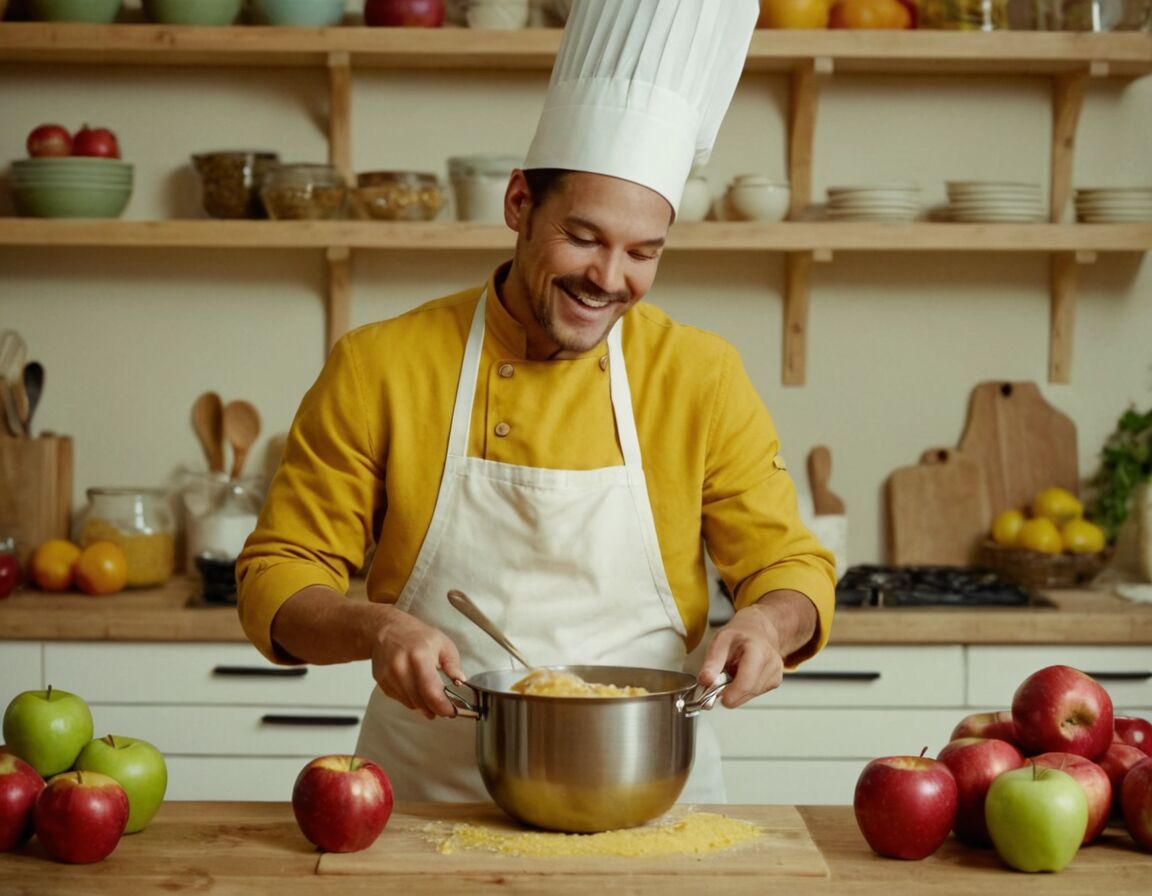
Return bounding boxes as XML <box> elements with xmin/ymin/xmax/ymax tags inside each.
<box><xmin>523</xmin><ymin>0</ymin><xmax>758</xmax><ymax>214</ymax></box>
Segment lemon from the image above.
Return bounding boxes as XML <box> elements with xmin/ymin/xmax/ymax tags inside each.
<box><xmin>990</xmin><ymin>509</ymin><xmax>1026</xmax><ymax>547</ymax></box>
<box><xmin>1017</xmin><ymin>517</ymin><xmax>1063</xmax><ymax>554</ymax></box>
<box><xmin>1061</xmin><ymin>518</ymin><xmax>1105</xmax><ymax>555</ymax></box>
<box><xmin>1030</xmin><ymin>486</ymin><xmax>1083</xmax><ymax>527</ymax></box>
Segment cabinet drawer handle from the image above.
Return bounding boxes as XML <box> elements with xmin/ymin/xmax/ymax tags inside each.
<box><xmin>1086</xmin><ymin>671</ymin><xmax>1152</xmax><ymax>682</ymax></box>
<box><xmin>787</xmin><ymin>671</ymin><xmax>881</xmax><ymax>682</ymax></box>
<box><xmin>212</xmin><ymin>665</ymin><xmax>308</xmax><ymax>678</ymax></box>
<box><xmin>260</xmin><ymin>714</ymin><xmax>360</xmax><ymax>727</ymax></box>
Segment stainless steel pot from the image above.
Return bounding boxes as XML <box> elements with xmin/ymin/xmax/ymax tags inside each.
<box><xmin>444</xmin><ymin>664</ymin><xmax>727</xmax><ymax>834</ymax></box>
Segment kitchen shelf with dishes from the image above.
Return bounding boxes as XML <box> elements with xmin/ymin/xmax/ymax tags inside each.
<box><xmin>3</xmin><ymin>23</ymin><xmax>1152</xmax><ymax>384</ymax></box>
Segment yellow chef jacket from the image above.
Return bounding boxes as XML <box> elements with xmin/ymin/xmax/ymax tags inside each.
<box><xmin>237</xmin><ymin>271</ymin><xmax>836</xmax><ymax>665</ymax></box>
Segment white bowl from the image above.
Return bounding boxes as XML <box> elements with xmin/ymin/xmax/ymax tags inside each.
<box><xmin>724</xmin><ymin>175</ymin><xmax>789</xmax><ymax>222</ymax></box>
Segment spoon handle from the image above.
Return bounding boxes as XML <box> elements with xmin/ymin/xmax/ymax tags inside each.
<box><xmin>447</xmin><ymin>589</ymin><xmax>534</xmax><ymax>669</ymax></box>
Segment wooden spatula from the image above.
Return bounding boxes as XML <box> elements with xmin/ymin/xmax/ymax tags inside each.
<box><xmin>807</xmin><ymin>445</ymin><xmax>845</xmax><ymax>515</ymax></box>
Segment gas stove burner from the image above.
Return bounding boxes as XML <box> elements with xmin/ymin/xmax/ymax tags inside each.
<box><xmin>836</xmin><ymin>564</ymin><xmax>1036</xmax><ymax>608</ymax></box>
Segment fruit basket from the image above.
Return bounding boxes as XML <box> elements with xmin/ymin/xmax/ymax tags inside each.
<box><xmin>976</xmin><ymin>540</ymin><xmax>1111</xmax><ymax>589</ymax></box>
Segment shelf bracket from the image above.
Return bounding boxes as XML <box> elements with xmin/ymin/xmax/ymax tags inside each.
<box><xmin>783</xmin><ymin>251</ymin><xmax>813</xmax><ymax>386</ymax></box>
<box><xmin>1050</xmin><ymin>71</ymin><xmax>1087</xmax><ymax>223</ymax></box>
<box><xmin>327</xmin><ymin>51</ymin><xmax>353</xmax><ymax>183</ymax></box>
<box><xmin>1048</xmin><ymin>251</ymin><xmax>1079</xmax><ymax>384</ymax></box>
<box><xmin>788</xmin><ymin>60</ymin><xmax>828</xmax><ymax>221</ymax></box>
<box><xmin>325</xmin><ymin>246</ymin><xmax>351</xmax><ymax>355</ymax></box>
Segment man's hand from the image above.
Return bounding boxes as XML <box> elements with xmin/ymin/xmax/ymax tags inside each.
<box><xmin>269</xmin><ymin>585</ymin><xmax>465</xmax><ymax>721</ymax></box>
<box><xmin>696</xmin><ymin>589</ymin><xmax>817</xmax><ymax>708</ymax></box>
<box><xmin>369</xmin><ymin>607</ymin><xmax>465</xmax><ymax>720</ymax></box>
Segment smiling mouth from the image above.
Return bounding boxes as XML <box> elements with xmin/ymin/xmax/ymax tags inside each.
<box><xmin>562</xmin><ymin>285</ymin><xmax>613</xmax><ymax>310</ymax></box>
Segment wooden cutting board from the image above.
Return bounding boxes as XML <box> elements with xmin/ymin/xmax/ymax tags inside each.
<box><xmin>887</xmin><ymin>447</ymin><xmax>990</xmax><ymax>566</ymax></box>
<box><xmin>957</xmin><ymin>381</ymin><xmax>1079</xmax><ymax>514</ymax></box>
<box><xmin>318</xmin><ymin>802</ymin><xmax>829</xmax><ymax>879</ymax></box>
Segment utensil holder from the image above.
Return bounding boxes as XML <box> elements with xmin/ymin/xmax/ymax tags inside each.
<box><xmin>0</xmin><ymin>434</ymin><xmax>73</xmax><ymax>567</ymax></box>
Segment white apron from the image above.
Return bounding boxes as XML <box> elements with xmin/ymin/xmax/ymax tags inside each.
<box><xmin>356</xmin><ymin>291</ymin><xmax>726</xmax><ymax>804</ymax></box>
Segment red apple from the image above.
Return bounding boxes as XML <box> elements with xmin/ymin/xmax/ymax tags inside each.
<box><xmin>853</xmin><ymin>752</ymin><xmax>957</xmax><ymax>860</ymax></box>
<box><xmin>291</xmin><ymin>755</ymin><xmax>393</xmax><ymax>853</ymax></box>
<box><xmin>71</xmin><ymin>125</ymin><xmax>121</xmax><ymax>159</ymax></box>
<box><xmin>363</xmin><ymin>0</ymin><xmax>445</xmax><ymax>27</ymax></box>
<box><xmin>1099</xmin><ymin>742</ymin><xmax>1147</xmax><ymax>812</ymax></box>
<box><xmin>950</xmin><ymin>710</ymin><xmax>1018</xmax><ymax>747</ymax></box>
<box><xmin>1032</xmin><ymin>751</ymin><xmax>1112</xmax><ymax>843</ymax></box>
<box><xmin>33</xmin><ymin>770</ymin><xmax>129</xmax><ymax>864</ymax></box>
<box><xmin>1120</xmin><ymin>756</ymin><xmax>1152</xmax><ymax>851</ymax></box>
<box><xmin>0</xmin><ymin>748</ymin><xmax>44</xmax><ymax>851</ymax></box>
<box><xmin>1011</xmin><ymin>665</ymin><xmax>1114</xmax><ymax>760</ymax></box>
<box><xmin>0</xmin><ymin>552</ymin><xmax>20</xmax><ymax>599</ymax></box>
<box><xmin>1114</xmin><ymin>716</ymin><xmax>1152</xmax><ymax>757</ymax></box>
<box><xmin>25</xmin><ymin>123</ymin><xmax>72</xmax><ymax>158</ymax></box>
<box><xmin>937</xmin><ymin>736</ymin><xmax>1025</xmax><ymax>847</ymax></box>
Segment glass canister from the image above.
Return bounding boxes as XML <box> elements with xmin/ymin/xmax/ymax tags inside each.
<box><xmin>77</xmin><ymin>487</ymin><xmax>176</xmax><ymax>588</ymax></box>
<box><xmin>260</xmin><ymin>163</ymin><xmax>348</xmax><ymax>220</ymax></box>
<box><xmin>920</xmin><ymin>0</ymin><xmax>1010</xmax><ymax>29</ymax></box>
<box><xmin>183</xmin><ymin>475</ymin><xmax>262</xmax><ymax>567</ymax></box>
<box><xmin>192</xmin><ymin>151</ymin><xmax>280</xmax><ymax>219</ymax></box>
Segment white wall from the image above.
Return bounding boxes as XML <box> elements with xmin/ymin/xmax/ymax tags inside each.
<box><xmin>2</xmin><ymin>24</ymin><xmax>1151</xmax><ymax>568</ymax></box>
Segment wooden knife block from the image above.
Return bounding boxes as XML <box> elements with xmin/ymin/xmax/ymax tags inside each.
<box><xmin>0</xmin><ymin>435</ymin><xmax>74</xmax><ymax>566</ymax></box>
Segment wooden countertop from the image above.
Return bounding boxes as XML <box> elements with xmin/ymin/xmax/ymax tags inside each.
<box><xmin>0</xmin><ymin>801</ymin><xmax>1148</xmax><ymax>895</ymax></box>
<box><xmin>1</xmin><ymin>576</ymin><xmax>1149</xmax><ymax>645</ymax></box>
<box><xmin>2</xmin><ymin>575</ymin><xmax>1152</xmax><ymax>644</ymax></box>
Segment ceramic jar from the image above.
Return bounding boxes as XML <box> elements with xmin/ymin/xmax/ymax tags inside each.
<box><xmin>677</xmin><ymin>172</ymin><xmax>711</xmax><ymax>223</ymax></box>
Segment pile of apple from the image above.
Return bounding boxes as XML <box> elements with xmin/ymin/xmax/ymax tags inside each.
<box><xmin>854</xmin><ymin>664</ymin><xmax>1152</xmax><ymax>873</ymax></box>
<box><xmin>26</xmin><ymin>122</ymin><xmax>121</xmax><ymax>159</ymax></box>
<box><xmin>1</xmin><ymin>686</ymin><xmax>167</xmax><ymax>864</ymax></box>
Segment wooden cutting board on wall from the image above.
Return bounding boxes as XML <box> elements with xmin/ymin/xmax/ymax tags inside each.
<box><xmin>957</xmin><ymin>381</ymin><xmax>1079</xmax><ymax>515</ymax></box>
<box><xmin>887</xmin><ymin>447</ymin><xmax>990</xmax><ymax>566</ymax></box>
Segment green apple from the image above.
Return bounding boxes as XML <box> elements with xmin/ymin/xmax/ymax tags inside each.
<box><xmin>75</xmin><ymin>734</ymin><xmax>168</xmax><ymax>833</ymax></box>
<box><xmin>985</xmin><ymin>763</ymin><xmax>1088</xmax><ymax>873</ymax></box>
<box><xmin>2</xmin><ymin>686</ymin><xmax>94</xmax><ymax>777</ymax></box>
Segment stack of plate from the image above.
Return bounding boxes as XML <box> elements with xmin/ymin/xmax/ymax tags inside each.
<box><xmin>825</xmin><ymin>184</ymin><xmax>921</xmax><ymax>221</ymax></box>
<box><xmin>946</xmin><ymin>181</ymin><xmax>1045</xmax><ymax>222</ymax></box>
<box><xmin>1074</xmin><ymin>187</ymin><xmax>1152</xmax><ymax>223</ymax></box>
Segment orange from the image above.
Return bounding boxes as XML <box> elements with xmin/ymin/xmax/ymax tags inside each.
<box><xmin>1017</xmin><ymin>517</ymin><xmax>1063</xmax><ymax>555</ymax></box>
<box><xmin>1030</xmin><ymin>486</ymin><xmax>1083</xmax><ymax>527</ymax></box>
<box><xmin>757</xmin><ymin>0</ymin><xmax>831</xmax><ymax>28</ymax></box>
<box><xmin>1061</xmin><ymin>518</ymin><xmax>1105</xmax><ymax>555</ymax></box>
<box><xmin>829</xmin><ymin>0</ymin><xmax>912</xmax><ymax>28</ymax></box>
<box><xmin>30</xmin><ymin>539</ymin><xmax>82</xmax><ymax>592</ymax></box>
<box><xmin>990</xmin><ymin>509</ymin><xmax>1025</xmax><ymax>547</ymax></box>
<box><xmin>73</xmin><ymin>541</ymin><xmax>129</xmax><ymax>596</ymax></box>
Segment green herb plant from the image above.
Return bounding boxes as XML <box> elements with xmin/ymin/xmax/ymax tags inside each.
<box><xmin>1088</xmin><ymin>406</ymin><xmax>1152</xmax><ymax>543</ymax></box>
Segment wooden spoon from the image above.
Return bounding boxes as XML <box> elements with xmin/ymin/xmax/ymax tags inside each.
<box><xmin>191</xmin><ymin>392</ymin><xmax>225</xmax><ymax>473</ymax></box>
<box><xmin>21</xmin><ymin>361</ymin><xmax>44</xmax><ymax>436</ymax></box>
<box><xmin>223</xmin><ymin>399</ymin><xmax>261</xmax><ymax>481</ymax></box>
<box><xmin>807</xmin><ymin>445</ymin><xmax>845</xmax><ymax>515</ymax></box>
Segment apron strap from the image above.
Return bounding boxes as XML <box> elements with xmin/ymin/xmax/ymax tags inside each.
<box><xmin>446</xmin><ymin>289</ymin><xmax>489</xmax><ymax>459</ymax></box>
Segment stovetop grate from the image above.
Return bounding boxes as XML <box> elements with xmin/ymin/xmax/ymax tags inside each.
<box><xmin>836</xmin><ymin>564</ymin><xmax>1036</xmax><ymax>608</ymax></box>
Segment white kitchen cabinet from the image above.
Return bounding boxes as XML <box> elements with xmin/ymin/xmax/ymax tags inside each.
<box><xmin>715</xmin><ymin>641</ymin><xmax>1152</xmax><ymax>805</ymax></box>
<box><xmin>40</xmin><ymin>642</ymin><xmax>373</xmax><ymax>801</ymax></box>
<box><xmin>0</xmin><ymin>642</ymin><xmax>44</xmax><ymax>696</ymax></box>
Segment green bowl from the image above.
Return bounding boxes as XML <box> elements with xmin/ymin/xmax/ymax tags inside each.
<box><xmin>13</xmin><ymin>182</ymin><xmax>132</xmax><ymax>218</ymax></box>
<box><xmin>253</xmin><ymin>0</ymin><xmax>345</xmax><ymax>27</ymax></box>
<box><xmin>27</xmin><ymin>0</ymin><xmax>122</xmax><ymax>23</ymax></box>
<box><xmin>13</xmin><ymin>157</ymin><xmax>131</xmax><ymax>170</ymax></box>
<box><xmin>142</xmin><ymin>0</ymin><xmax>242</xmax><ymax>25</ymax></box>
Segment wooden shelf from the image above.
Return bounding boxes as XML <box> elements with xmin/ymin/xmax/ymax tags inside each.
<box><xmin>4</xmin><ymin>22</ymin><xmax>1151</xmax><ymax>383</ymax></box>
<box><xmin>1</xmin><ymin>23</ymin><xmax>1150</xmax><ymax>76</ymax></box>
<box><xmin>2</xmin><ymin>218</ymin><xmax>1151</xmax><ymax>252</ymax></box>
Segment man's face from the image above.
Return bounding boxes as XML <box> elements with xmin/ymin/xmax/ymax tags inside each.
<box><xmin>500</xmin><ymin>170</ymin><xmax>672</xmax><ymax>360</ymax></box>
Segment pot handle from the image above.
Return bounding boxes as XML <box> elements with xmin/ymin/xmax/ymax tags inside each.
<box><xmin>443</xmin><ymin>681</ymin><xmax>483</xmax><ymax>720</ymax></box>
<box><xmin>679</xmin><ymin>672</ymin><xmax>730</xmax><ymax>718</ymax></box>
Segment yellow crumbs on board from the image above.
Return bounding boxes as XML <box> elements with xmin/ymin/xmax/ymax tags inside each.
<box><xmin>435</xmin><ymin>812</ymin><xmax>763</xmax><ymax>858</ymax></box>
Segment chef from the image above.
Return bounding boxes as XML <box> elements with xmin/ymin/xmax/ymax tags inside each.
<box><xmin>237</xmin><ymin>0</ymin><xmax>835</xmax><ymax>803</ymax></box>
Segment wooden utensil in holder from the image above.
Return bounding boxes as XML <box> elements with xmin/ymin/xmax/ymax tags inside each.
<box><xmin>0</xmin><ymin>434</ymin><xmax>73</xmax><ymax>567</ymax></box>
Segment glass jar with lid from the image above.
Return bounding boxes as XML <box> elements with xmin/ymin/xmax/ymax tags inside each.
<box><xmin>77</xmin><ymin>487</ymin><xmax>176</xmax><ymax>588</ymax></box>
<box><xmin>920</xmin><ymin>0</ymin><xmax>1010</xmax><ymax>29</ymax></box>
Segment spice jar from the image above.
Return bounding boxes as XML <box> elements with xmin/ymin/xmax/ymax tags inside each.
<box><xmin>77</xmin><ymin>488</ymin><xmax>176</xmax><ymax>588</ymax></box>
<box><xmin>260</xmin><ymin>163</ymin><xmax>347</xmax><ymax>220</ymax></box>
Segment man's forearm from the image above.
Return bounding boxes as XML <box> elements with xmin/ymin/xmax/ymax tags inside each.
<box><xmin>752</xmin><ymin>588</ymin><xmax>819</xmax><ymax>661</ymax></box>
<box><xmin>270</xmin><ymin>584</ymin><xmax>393</xmax><ymax>665</ymax></box>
